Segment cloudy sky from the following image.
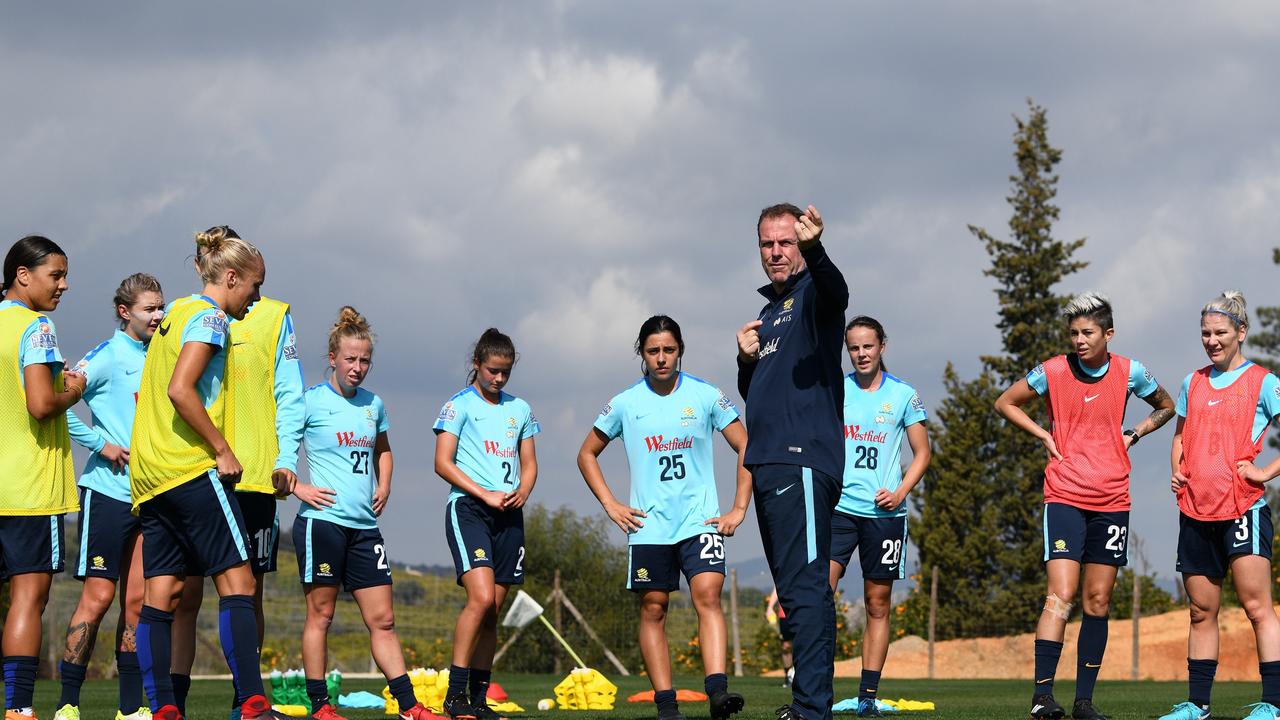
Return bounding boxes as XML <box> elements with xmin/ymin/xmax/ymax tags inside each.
<box><xmin>3</xmin><ymin>2</ymin><xmax>1278</xmax><ymax>585</ymax></box>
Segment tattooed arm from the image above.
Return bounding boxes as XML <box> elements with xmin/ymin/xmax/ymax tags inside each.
<box><xmin>1126</xmin><ymin>384</ymin><xmax>1176</xmax><ymax>449</ymax></box>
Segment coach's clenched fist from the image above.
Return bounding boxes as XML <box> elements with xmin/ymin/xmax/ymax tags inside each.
<box><xmin>736</xmin><ymin>320</ymin><xmax>763</xmax><ymax>363</ymax></box>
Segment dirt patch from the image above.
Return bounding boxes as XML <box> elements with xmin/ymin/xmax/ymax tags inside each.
<box><xmin>839</xmin><ymin>606</ymin><xmax>1266</xmax><ymax>681</ymax></box>
<box><xmin>766</xmin><ymin>606</ymin><xmax>1273</xmax><ymax>681</ymax></box>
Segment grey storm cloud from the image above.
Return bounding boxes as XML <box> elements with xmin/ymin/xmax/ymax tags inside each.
<box><xmin>2</xmin><ymin>1</ymin><xmax>1278</xmax><ymax>580</ymax></box>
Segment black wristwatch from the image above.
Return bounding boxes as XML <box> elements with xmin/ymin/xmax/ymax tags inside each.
<box><xmin>1124</xmin><ymin>428</ymin><xmax>1139</xmax><ymax>445</ymax></box>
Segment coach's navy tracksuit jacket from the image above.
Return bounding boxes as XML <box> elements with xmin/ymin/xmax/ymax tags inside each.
<box><xmin>738</xmin><ymin>241</ymin><xmax>848</xmax><ymax>720</ymax></box>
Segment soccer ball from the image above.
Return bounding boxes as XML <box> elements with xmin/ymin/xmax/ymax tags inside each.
<box><xmin>537</xmin><ymin>699</ymin><xmax>555</xmax><ymax>711</ymax></box>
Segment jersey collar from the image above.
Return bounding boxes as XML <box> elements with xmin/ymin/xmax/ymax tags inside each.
<box><xmin>757</xmin><ymin>268</ymin><xmax>809</xmax><ymax>301</ymax></box>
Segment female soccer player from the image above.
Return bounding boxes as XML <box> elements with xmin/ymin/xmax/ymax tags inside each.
<box><xmin>578</xmin><ymin>315</ymin><xmax>751</xmax><ymax>720</ymax></box>
<box><xmin>1159</xmin><ymin>291</ymin><xmax>1280</xmax><ymax>720</ymax></box>
<box><xmin>286</xmin><ymin>307</ymin><xmax>427</xmax><ymax>719</ymax></box>
<box><xmin>290</xmin><ymin>307</ymin><xmax>432</xmax><ymax>720</ymax></box>
<box><xmin>435</xmin><ymin>329</ymin><xmax>539</xmax><ymax>720</ymax></box>
<box><xmin>0</xmin><ymin>236</ymin><xmax>83</xmax><ymax>720</ymax></box>
<box><xmin>169</xmin><ymin>283</ymin><xmax>303</xmax><ymax>720</ymax></box>
<box><xmin>830</xmin><ymin>317</ymin><xmax>931</xmax><ymax>718</ymax></box>
<box><xmin>995</xmin><ymin>293</ymin><xmax>1175</xmax><ymax>720</ymax></box>
<box><xmin>54</xmin><ymin>274</ymin><xmax>164</xmax><ymax>720</ymax></box>
<box><xmin>128</xmin><ymin>226</ymin><xmax>287</xmax><ymax>720</ymax></box>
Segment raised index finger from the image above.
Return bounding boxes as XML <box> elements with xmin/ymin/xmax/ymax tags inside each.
<box><xmin>742</xmin><ymin>320</ymin><xmax>763</xmax><ymax>332</ymax></box>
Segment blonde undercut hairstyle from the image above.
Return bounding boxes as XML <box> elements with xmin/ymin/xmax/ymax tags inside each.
<box><xmin>1201</xmin><ymin>290</ymin><xmax>1248</xmax><ymax>330</ymax></box>
<box><xmin>1062</xmin><ymin>291</ymin><xmax>1114</xmax><ymax>331</ymax></box>
<box><xmin>329</xmin><ymin>306</ymin><xmax>375</xmax><ymax>355</ymax></box>
<box><xmin>193</xmin><ymin>225</ymin><xmax>260</xmax><ymax>286</ymax></box>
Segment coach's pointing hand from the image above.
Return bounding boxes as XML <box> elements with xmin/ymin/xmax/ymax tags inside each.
<box><xmin>795</xmin><ymin>204</ymin><xmax>823</xmax><ymax>250</ymax></box>
<box><xmin>737</xmin><ymin>320</ymin><xmax>763</xmax><ymax>363</ymax></box>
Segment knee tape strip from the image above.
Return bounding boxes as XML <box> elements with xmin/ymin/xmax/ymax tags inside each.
<box><xmin>1044</xmin><ymin>593</ymin><xmax>1072</xmax><ymax>620</ymax></box>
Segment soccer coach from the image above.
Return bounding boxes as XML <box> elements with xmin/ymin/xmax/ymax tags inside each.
<box><xmin>736</xmin><ymin>203</ymin><xmax>848</xmax><ymax>720</ymax></box>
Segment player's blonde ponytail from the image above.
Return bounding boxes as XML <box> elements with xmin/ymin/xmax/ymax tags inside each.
<box><xmin>1201</xmin><ymin>290</ymin><xmax>1249</xmax><ymax>330</ymax></box>
<box><xmin>328</xmin><ymin>306</ymin><xmax>375</xmax><ymax>355</ymax></box>
<box><xmin>193</xmin><ymin>225</ymin><xmax>260</xmax><ymax>286</ymax></box>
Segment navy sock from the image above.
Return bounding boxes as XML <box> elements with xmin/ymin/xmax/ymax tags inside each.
<box><xmin>447</xmin><ymin>665</ymin><xmax>470</xmax><ymax>698</ymax></box>
<box><xmin>4</xmin><ymin>655</ymin><xmax>39</xmax><ymax>710</ymax></box>
<box><xmin>704</xmin><ymin>673</ymin><xmax>728</xmax><ymax>696</ymax></box>
<box><xmin>170</xmin><ymin>673</ymin><xmax>191</xmax><ymax>716</ymax></box>
<box><xmin>469</xmin><ymin>668</ymin><xmax>491</xmax><ymax>708</ymax></box>
<box><xmin>307</xmin><ymin>678</ymin><xmax>330</xmax><ymax>711</ymax></box>
<box><xmin>1075</xmin><ymin>614</ymin><xmax>1108</xmax><ymax>701</ymax></box>
<box><xmin>859</xmin><ymin>669</ymin><xmax>882</xmax><ymax>701</ymax></box>
<box><xmin>58</xmin><ymin>660</ymin><xmax>88</xmax><ymax>707</ymax></box>
<box><xmin>1260</xmin><ymin>660</ymin><xmax>1280</xmax><ymax>705</ymax></box>
<box><xmin>1033</xmin><ymin>639</ymin><xmax>1063</xmax><ymax>698</ymax></box>
<box><xmin>117</xmin><ymin>652</ymin><xmax>143</xmax><ymax>715</ymax></box>
<box><xmin>219</xmin><ymin>595</ymin><xmax>265</xmax><ymax>702</ymax></box>
<box><xmin>389</xmin><ymin>674</ymin><xmax>417</xmax><ymax>712</ymax></box>
<box><xmin>1188</xmin><ymin>658</ymin><xmax>1217</xmax><ymax>709</ymax></box>
<box><xmin>137</xmin><ymin>607</ymin><xmax>175</xmax><ymax>712</ymax></box>
<box><xmin>654</xmin><ymin>688</ymin><xmax>678</xmax><ymax>714</ymax></box>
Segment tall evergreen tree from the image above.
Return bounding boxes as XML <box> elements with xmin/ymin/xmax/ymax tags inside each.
<box><xmin>902</xmin><ymin>100</ymin><xmax>1086</xmax><ymax>639</ymax></box>
<box><xmin>1253</xmin><ymin>250</ymin><xmax>1280</xmax><ymax>449</ymax></box>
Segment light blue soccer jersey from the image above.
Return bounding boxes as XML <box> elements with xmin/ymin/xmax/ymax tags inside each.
<box><xmin>1</xmin><ymin>299</ymin><xmax>65</xmax><ymax>374</ymax></box>
<box><xmin>298</xmin><ymin>382</ymin><xmax>390</xmax><ymax>529</ymax></box>
<box><xmin>1027</xmin><ymin>356</ymin><xmax>1159</xmax><ymax>398</ymax></box>
<box><xmin>232</xmin><ymin>304</ymin><xmax>304</xmax><ymax>473</ymax></box>
<box><xmin>175</xmin><ymin>295</ymin><xmax>229</xmax><ymax>408</ymax></box>
<box><xmin>838</xmin><ymin>373</ymin><xmax>927</xmax><ymax>518</ymax></box>
<box><xmin>65</xmin><ymin>330</ymin><xmax>146</xmax><ymax>503</ymax></box>
<box><xmin>593</xmin><ymin>373</ymin><xmax>739</xmax><ymax>546</ymax></box>
<box><xmin>434</xmin><ymin>387</ymin><xmax>540</xmax><ymax>501</ymax></box>
<box><xmin>1176</xmin><ymin>361</ymin><xmax>1280</xmax><ymax>442</ymax></box>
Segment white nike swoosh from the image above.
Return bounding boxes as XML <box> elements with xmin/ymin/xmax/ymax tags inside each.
<box><xmin>1084</xmin><ymin>394</ymin><xmax>1099</xmax><ymax>403</ymax></box>
<box><xmin>1234</xmin><ymin>541</ymin><xmax>1250</xmax><ymax>548</ymax></box>
<box><xmin>776</xmin><ymin>483</ymin><xmax>797</xmax><ymax>496</ymax></box>
<box><xmin>709</xmin><ymin>560</ymin><xmax>723</xmax><ymax>566</ymax></box>
<box><xmin>1208</xmin><ymin>400</ymin><xmax>1223</xmax><ymax>406</ymax></box>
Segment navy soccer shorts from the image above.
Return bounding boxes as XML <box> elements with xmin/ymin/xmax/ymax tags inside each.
<box><xmin>74</xmin><ymin>488</ymin><xmax>140</xmax><ymax>580</ymax></box>
<box><xmin>1177</xmin><ymin>501</ymin><xmax>1273</xmax><ymax>578</ymax></box>
<box><xmin>626</xmin><ymin>532</ymin><xmax>726</xmax><ymax>593</ymax></box>
<box><xmin>0</xmin><ymin>514</ymin><xmax>65</xmax><ymax>578</ymax></box>
<box><xmin>445</xmin><ymin>495</ymin><xmax>525</xmax><ymax>586</ymax></box>
<box><xmin>830</xmin><ymin>511</ymin><xmax>908</xmax><ymax>581</ymax></box>
<box><xmin>293</xmin><ymin>516</ymin><xmax>392</xmax><ymax>592</ymax></box>
<box><xmin>139</xmin><ymin>472</ymin><xmax>251</xmax><ymax>578</ymax></box>
<box><xmin>1042</xmin><ymin>502</ymin><xmax>1130</xmax><ymax>567</ymax></box>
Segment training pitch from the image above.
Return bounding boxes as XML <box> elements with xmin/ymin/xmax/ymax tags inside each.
<box><xmin>34</xmin><ymin>675</ymin><xmax>1270</xmax><ymax>720</ymax></box>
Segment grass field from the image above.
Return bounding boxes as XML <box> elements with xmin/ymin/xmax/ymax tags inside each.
<box><xmin>27</xmin><ymin>675</ymin><xmax>1277</xmax><ymax>720</ymax></box>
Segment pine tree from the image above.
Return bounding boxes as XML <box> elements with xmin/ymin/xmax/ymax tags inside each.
<box><xmin>901</xmin><ymin>100</ymin><xmax>1086</xmax><ymax>639</ymax></box>
<box><xmin>1253</xmin><ymin>249</ymin><xmax>1280</xmax><ymax>453</ymax></box>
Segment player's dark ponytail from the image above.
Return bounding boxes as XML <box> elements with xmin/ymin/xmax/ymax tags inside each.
<box><xmin>468</xmin><ymin>328</ymin><xmax>517</xmax><ymax>385</ymax></box>
<box><xmin>635</xmin><ymin>315</ymin><xmax>685</xmax><ymax>376</ymax></box>
<box><xmin>845</xmin><ymin>315</ymin><xmax>888</xmax><ymax>372</ymax></box>
<box><xmin>2</xmin><ymin>236</ymin><xmax>66</xmax><ymax>294</ymax></box>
